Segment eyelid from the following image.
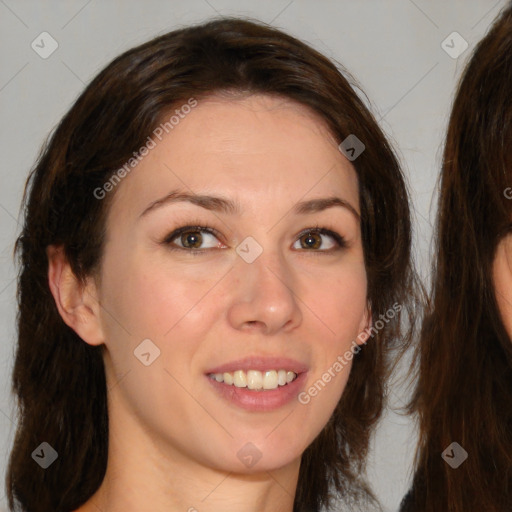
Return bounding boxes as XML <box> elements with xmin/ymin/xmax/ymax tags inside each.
<box><xmin>294</xmin><ymin>226</ymin><xmax>348</xmax><ymax>250</ymax></box>
<box><xmin>161</xmin><ymin>223</ymin><xmax>348</xmax><ymax>253</ymax></box>
<box><xmin>162</xmin><ymin>224</ymin><xmax>222</xmax><ymax>245</ymax></box>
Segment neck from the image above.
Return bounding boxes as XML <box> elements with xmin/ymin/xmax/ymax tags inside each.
<box><xmin>73</xmin><ymin>397</ymin><xmax>301</xmax><ymax>512</ymax></box>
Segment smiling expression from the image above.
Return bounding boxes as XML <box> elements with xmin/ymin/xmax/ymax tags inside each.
<box><xmin>91</xmin><ymin>93</ymin><xmax>370</xmax><ymax>474</ymax></box>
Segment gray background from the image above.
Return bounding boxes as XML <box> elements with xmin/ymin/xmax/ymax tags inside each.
<box><xmin>0</xmin><ymin>1</ymin><xmax>507</xmax><ymax>511</ymax></box>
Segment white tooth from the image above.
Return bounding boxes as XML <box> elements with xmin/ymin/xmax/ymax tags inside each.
<box><xmin>286</xmin><ymin>371</ymin><xmax>296</xmax><ymax>383</ymax></box>
<box><xmin>216</xmin><ymin>369</ymin><xmax>296</xmax><ymax>388</ymax></box>
<box><xmin>233</xmin><ymin>370</ymin><xmax>247</xmax><ymax>388</ymax></box>
<box><xmin>263</xmin><ymin>370</ymin><xmax>278</xmax><ymax>390</ymax></box>
<box><xmin>247</xmin><ymin>370</ymin><xmax>263</xmax><ymax>390</ymax></box>
<box><xmin>277</xmin><ymin>369</ymin><xmax>287</xmax><ymax>386</ymax></box>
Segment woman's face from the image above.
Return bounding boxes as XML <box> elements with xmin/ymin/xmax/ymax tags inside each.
<box><xmin>493</xmin><ymin>234</ymin><xmax>512</xmax><ymax>337</ymax></box>
<box><xmin>91</xmin><ymin>94</ymin><xmax>369</xmax><ymax>474</ymax></box>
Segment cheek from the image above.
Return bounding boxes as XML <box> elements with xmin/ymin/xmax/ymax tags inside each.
<box><xmin>301</xmin><ymin>263</ymin><xmax>367</xmax><ymax>404</ymax></box>
<box><xmin>311</xmin><ymin>263</ymin><xmax>368</xmax><ymax>336</ymax></box>
<box><xmin>99</xmin><ymin>250</ymin><xmax>223</xmax><ymax>341</ymax></box>
<box><xmin>493</xmin><ymin>248</ymin><xmax>512</xmax><ymax>339</ymax></box>
<box><xmin>97</xmin><ymin>256</ymin><xmax>222</xmax><ymax>416</ymax></box>
<box><xmin>319</xmin><ymin>264</ymin><xmax>367</xmax><ymax>354</ymax></box>
<box><xmin>97</xmin><ymin>253</ymin><xmax>232</xmax><ymax>397</ymax></box>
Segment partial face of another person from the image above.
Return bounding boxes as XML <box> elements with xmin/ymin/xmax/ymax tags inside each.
<box><xmin>493</xmin><ymin>233</ymin><xmax>512</xmax><ymax>337</ymax></box>
<box><xmin>83</xmin><ymin>94</ymin><xmax>370</xmax><ymax>473</ymax></box>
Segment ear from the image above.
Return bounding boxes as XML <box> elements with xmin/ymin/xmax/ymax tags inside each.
<box><xmin>493</xmin><ymin>234</ymin><xmax>512</xmax><ymax>337</ymax></box>
<box><xmin>46</xmin><ymin>245</ymin><xmax>105</xmax><ymax>346</ymax></box>
<box><xmin>356</xmin><ymin>302</ymin><xmax>372</xmax><ymax>346</ymax></box>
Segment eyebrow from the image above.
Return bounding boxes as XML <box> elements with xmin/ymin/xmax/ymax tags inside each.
<box><xmin>139</xmin><ymin>189</ymin><xmax>360</xmax><ymax>221</ymax></box>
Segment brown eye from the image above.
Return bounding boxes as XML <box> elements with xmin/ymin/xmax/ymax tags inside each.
<box><xmin>180</xmin><ymin>230</ymin><xmax>203</xmax><ymax>248</ymax></box>
<box><xmin>164</xmin><ymin>226</ymin><xmax>224</xmax><ymax>252</ymax></box>
<box><xmin>293</xmin><ymin>229</ymin><xmax>343</xmax><ymax>251</ymax></box>
<box><xmin>299</xmin><ymin>232</ymin><xmax>322</xmax><ymax>249</ymax></box>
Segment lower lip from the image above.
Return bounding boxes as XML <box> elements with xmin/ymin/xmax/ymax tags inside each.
<box><xmin>206</xmin><ymin>372</ymin><xmax>308</xmax><ymax>412</ymax></box>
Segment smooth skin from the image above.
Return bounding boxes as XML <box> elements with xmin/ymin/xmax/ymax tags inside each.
<box><xmin>48</xmin><ymin>94</ymin><xmax>371</xmax><ymax>512</ymax></box>
<box><xmin>494</xmin><ymin>234</ymin><xmax>512</xmax><ymax>336</ymax></box>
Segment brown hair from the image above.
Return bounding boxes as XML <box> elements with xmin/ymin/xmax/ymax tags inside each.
<box><xmin>7</xmin><ymin>17</ymin><xmax>417</xmax><ymax>512</ymax></box>
<box><xmin>403</xmin><ymin>4</ymin><xmax>512</xmax><ymax>511</ymax></box>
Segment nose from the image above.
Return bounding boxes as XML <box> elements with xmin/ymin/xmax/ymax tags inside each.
<box><xmin>226</xmin><ymin>249</ymin><xmax>303</xmax><ymax>335</ymax></box>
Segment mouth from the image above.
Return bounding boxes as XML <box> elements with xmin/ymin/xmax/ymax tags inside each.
<box><xmin>207</xmin><ymin>369</ymin><xmax>299</xmax><ymax>391</ymax></box>
<box><xmin>205</xmin><ymin>356</ymin><xmax>309</xmax><ymax>411</ymax></box>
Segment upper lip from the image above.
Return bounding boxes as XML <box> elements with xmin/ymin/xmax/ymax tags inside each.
<box><xmin>206</xmin><ymin>356</ymin><xmax>309</xmax><ymax>375</ymax></box>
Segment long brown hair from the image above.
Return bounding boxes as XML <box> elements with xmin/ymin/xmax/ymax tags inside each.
<box><xmin>7</xmin><ymin>17</ymin><xmax>417</xmax><ymax>512</ymax></box>
<box><xmin>404</xmin><ymin>5</ymin><xmax>512</xmax><ymax>511</ymax></box>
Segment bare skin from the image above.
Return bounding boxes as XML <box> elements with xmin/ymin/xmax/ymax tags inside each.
<box><xmin>493</xmin><ymin>234</ymin><xmax>512</xmax><ymax>336</ymax></box>
<box><xmin>48</xmin><ymin>94</ymin><xmax>370</xmax><ymax>512</ymax></box>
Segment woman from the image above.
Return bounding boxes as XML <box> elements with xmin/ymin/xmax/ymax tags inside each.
<box><xmin>6</xmin><ymin>18</ymin><xmax>417</xmax><ymax>512</ymax></box>
<box><xmin>401</xmin><ymin>4</ymin><xmax>512</xmax><ymax>511</ymax></box>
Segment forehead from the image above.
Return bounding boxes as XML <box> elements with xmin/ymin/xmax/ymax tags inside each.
<box><xmin>107</xmin><ymin>94</ymin><xmax>359</xmax><ymax>221</ymax></box>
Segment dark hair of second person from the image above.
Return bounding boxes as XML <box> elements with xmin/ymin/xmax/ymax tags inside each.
<box><xmin>401</xmin><ymin>5</ymin><xmax>512</xmax><ymax>512</ymax></box>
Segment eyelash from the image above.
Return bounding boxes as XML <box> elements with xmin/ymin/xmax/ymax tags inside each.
<box><xmin>161</xmin><ymin>221</ymin><xmax>348</xmax><ymax>255</ymax></box>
